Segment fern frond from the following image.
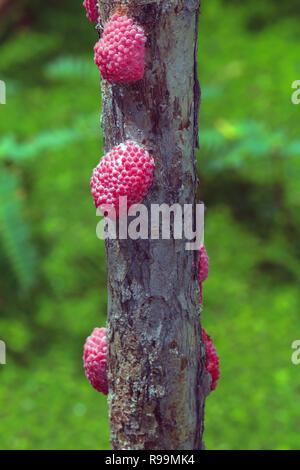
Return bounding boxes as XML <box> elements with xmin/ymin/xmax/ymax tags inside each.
<box><xmin>0</xmin><ymin>168</ymin><xmax>37</xmax><ymax>292</ymax></box>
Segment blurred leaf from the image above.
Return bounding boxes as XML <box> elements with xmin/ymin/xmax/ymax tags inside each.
<box><xmin>0</xmin><ymin>31</ymin><xmax>61</xmax><ymax>73</ymax></box>
<box><xmin>0</xmin><ymin>168</ymin><xmax>37</xmax><ymax>291</ymax></box>
<box><xmin>0</xmin><ymin>128</ymin><xmax>82</xmax><ymax>162</ymax></box>
<box><xmin>198</xmin><ymin>128</ymin><xmax>227</xmax><ymax>152</ymax></box>
<box><xmin>285</xmin><ymin>140</ymin><xmax>300</xmax><ymax>157</ymax></box>
<box><xmin>44</xmin><ymin>56</ymin><xmax>98</xmax><ymax>82</ymax></box>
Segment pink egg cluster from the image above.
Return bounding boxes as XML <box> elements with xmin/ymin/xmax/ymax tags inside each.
<box><xmin>83</xmin><ymin>6</ymin><xmax>221</xmax><ymax>398</ymax></box>
<box><xmin>198</xmin><ymin>245</ymin><xmax>209</xmax><ymax>303</ymax></box>
<box><xmin>83</xmin><ymin>0</ymin><xmax>98</xmax><ymax>23</ymax></box>
<box><xmin>198</xmin><ymin>245</ymin><xmax>209</xmax><ymax>283</ymax></box>
<box><xmin>90</xmin><ymin>141</ymin><xmax>154</xmax><ymax>218</ymax></box>
<box><xmin>202</xmin><ymin>328</ymin><xmax>220</xmax><ymax>391</ymax></box>
<box><xmin>83</xmin><ymin>327</ymin><xmax>108</xmax><ymax>394</ymax></box>
<box><xmin>94</xmin><ymin>13</ymin><xmax>146</xmax><ymax>82</ymax></box>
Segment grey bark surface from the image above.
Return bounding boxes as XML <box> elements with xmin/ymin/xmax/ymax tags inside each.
<box><xmin>97</xmin><ymin>0</ymin><xmax>211</xmax><ymax>450</ymax></box>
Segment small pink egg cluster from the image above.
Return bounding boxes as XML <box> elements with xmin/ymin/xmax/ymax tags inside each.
<box><xmin>83</xmin><ymin>327</ymin><xmax>108</xmax><ymax>394</ymax></box>
<box><xmin>94</xmin><ymin>14</ymin><xmax>146</xmax><ymax>82</ymax></box>
<box><xmin>202</xmin><ymin>328</ymin><xmax>220</xmax><ymax>391</ymax></box>
<box><xmin>83</xmin><ymin>0</ymin><xmax>98</xmax><ymax>23</ymax></box>
<box><xmin>198</xmin><ymin>245</ymin><xmax>209</xmax><ymax>303</ymax></box>
<box><xmin>90</xmin><ymin>141</ymin><xmax>154</xmax><ymax>218</ymax></box>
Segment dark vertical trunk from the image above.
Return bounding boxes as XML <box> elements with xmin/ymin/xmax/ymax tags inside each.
<box><xmin>98</xmin><ymin>0</ymin><xmax>210</xmax><ymax>450</ymax></box>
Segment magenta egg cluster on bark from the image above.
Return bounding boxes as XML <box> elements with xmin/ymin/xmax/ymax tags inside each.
<box><xmin>198</xmin><ymin>245</ymin><xmax>209</xmax><ymax>303</ymax></box>
<box><xmin>90</xmin><ymin>141</ymin><xmax>154</xmax><ymax>218</ymax></box>
<box><xmin>202</xmin><ymin>328</ymin><xmax>220</xmax><ymax>391</ymax></box>
<box><xmin>83</xmin><ymin>0</ymin><xmax>98</xmax><ymax>23</ymax></box>
<box><xmin>83</xmin><ymin>327</ymin><xmax>108</xmax><ymax>394</ymax></box>
<box><xmin>94</xmin><ymin>14</ymin><xmax>146</xmax><ymax>82</ymax></box>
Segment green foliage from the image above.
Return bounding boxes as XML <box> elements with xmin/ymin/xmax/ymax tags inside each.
<box><xmin>0</xmin><ymin>0</ymin><xmax>299</xmax><ymax>451</ymax></box>
<box><xmin>0</xmin><ymin>129</ymin><xmax>81</xmax><ymax>162</ymax></box>
<box><xmin>198</xmin><ymin>120</ymin><xmax>300</xmax><ymax>212</ymax></box>
<box><xmin>0</xmin><ymin>122</ymin><xmax>94</xmax><ymax>292</ymax></box>
<box><xmin>44</xmin><ymin>56</ymin><xmax>98</xmax><ymax>82</ymax></box>
<box><xmin>0</xmin><ymin>168</ymin><xmax>37</xmax><ymax>292</ymax></box>
<box><xmin>198</xmin><ymin>120</ymin><xmax>300</xmax><ymax>171</ymax></box>
<box><xmin>0</xmin><ymin>31</ymin><xmax>61</xmax><ymax>76</ymax></box>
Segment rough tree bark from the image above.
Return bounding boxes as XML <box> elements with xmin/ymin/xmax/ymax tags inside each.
<box><xmin>97</xmin><ymin>0</ymin><xmax>211</xmax><ymax>450</ymax></box>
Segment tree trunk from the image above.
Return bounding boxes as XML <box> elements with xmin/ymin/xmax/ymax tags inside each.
<box><xmin>98</xmin><ymin>0</ymin><xmax>210</xmax><ymax>450</ymax></box>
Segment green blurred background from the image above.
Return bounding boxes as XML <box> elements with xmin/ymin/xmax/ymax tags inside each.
<box><xmin>0</xmin><ymin>0</ymin><xmax>299</xmax><ymax>450</ymax></box>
